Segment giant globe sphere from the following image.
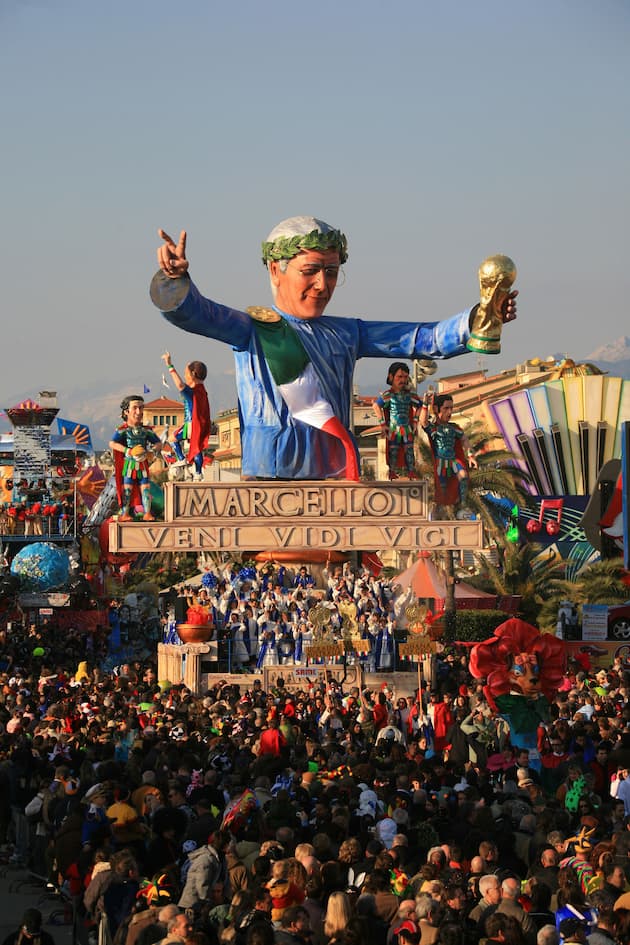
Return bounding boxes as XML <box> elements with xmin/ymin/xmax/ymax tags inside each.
<box><xmin>10</xmin><ymin>542</ymin><xmax>70</xmax><ymax>591</ymax></box>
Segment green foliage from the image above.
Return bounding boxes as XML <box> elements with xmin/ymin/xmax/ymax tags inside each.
<box><xmin>453</xmin><ymin>609</ymin><xmax>512</xmax><ymax>641</ymax></box>
<box><xmin>124</xmin><ymin>553</ymin><xmax>199</xmax><ymax>592</ymax></box>
<box><xmin>536</xmin><ymin>557</ymin><xmax>629</xmax><ymax>632</ymax></box>
<box><xmin>570</xmin><ymin>558</ymin><xmax>628</xmax><ymax>604</ymax></box>
<box><xmin>470</xmin><ymin>544</ymin><xmax>565</xmax><ymax>626</ymax></box>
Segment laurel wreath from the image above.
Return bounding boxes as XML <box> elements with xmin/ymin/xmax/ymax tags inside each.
<box><xmin>261</xmin><ymin>228</ymin><xmax>348</xmax><ymax>264</ymax></box>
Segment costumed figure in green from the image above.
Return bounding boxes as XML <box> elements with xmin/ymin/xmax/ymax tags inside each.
<box><xmin>419</xmin><ymin>391</ymin><xmax>477</xmax><ymax>508</ymax></box>
<box><xmin>374</xmin><ymin>362</ymin><xmax>422</xmax><ymax>479</ymax></box>
<box><xmin>109</xmin><ymin>396</ymin><xmax>162</xmax><ymax>521</ymax></box>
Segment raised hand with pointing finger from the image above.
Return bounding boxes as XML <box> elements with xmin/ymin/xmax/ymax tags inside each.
<box><xmin>157</xmin><ymin>229</ymin><xmax>189</xmax><ymax>279</ymax></box>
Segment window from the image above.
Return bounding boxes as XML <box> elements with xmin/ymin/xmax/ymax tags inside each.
<box><xmin>159</xmin><ymin>415</ymin><xmax>164</xmax><ymax>425</ymax></box>
<box><xmin>153</xmin><ymin>416</ymin><xmax>158</xmax><ymax>425</ymax></box>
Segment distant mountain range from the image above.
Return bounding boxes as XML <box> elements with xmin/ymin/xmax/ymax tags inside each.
<box><xmin>587</xmin><ymin>335</ymin><xmax>630</xmax><ymax>380</ymax></box>
<box><xmin>3</xmin><ymin>338</ymin><xmax>630</xmax><ymax>451</ymax></box>
<box><xmin>588</xmin><ymin>336</ymin><xmax>630</xmax><ymax>362</ymax></box>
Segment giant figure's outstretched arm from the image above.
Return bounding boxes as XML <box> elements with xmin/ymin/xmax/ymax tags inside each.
<box><xmin>152</xmin><ymin>228</ymin><xmax>253</xmax><ymax>347</ymax></box>
<box><xmin>150</xmin><ymin>271</ymin><xmax>253</xmax><ymax>348</ymax></box>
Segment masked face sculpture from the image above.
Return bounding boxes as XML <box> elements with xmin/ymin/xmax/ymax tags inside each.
<box><xmin>508</xmin><ymin>652</ymin><xmax>541</xmax><ymax>698</ymax></box>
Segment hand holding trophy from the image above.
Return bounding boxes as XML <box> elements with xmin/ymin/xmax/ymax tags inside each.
<box><xmin>467</xmin><ymin>254</ymin><xmax>518</xmax><ymax>354</ymax></box>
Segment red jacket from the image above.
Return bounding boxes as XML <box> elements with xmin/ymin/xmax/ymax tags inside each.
<box><xmin>259</xmin><ymin>727</ymin><xmax>286</xmax><ymax>756</ymax></box>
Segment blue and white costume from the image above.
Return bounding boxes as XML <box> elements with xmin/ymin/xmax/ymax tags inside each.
<box><xmin>150</xmin><ymin>272</ymin><xmax>474</xmax><ymax>480</ymax></box>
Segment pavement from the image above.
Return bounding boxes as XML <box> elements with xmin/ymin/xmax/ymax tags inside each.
<box><xmin>0</xmin><ymin>863</ymin><xmax>76</xmax><ymax>945</ymax></box>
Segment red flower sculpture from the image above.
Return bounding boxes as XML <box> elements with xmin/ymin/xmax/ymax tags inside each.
<box><xmin>186</xmin><ymin>604</ymin><xmax>211</xmax><ymax>627</ymax></box>
<box><xmin>469</xmin><ymin>618</ymin><xmax>566</xmax><ymax>709</ymax></box>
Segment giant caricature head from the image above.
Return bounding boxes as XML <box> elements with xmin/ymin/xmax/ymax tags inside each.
<box><xmin>507</xmin><ymin>652</ymin><xmax>541</xmax><ymax>698</ymax></box>
<box><xmin>469</xmin><ymin>618</ymin><xmax>566</xmax><ymax>709</ymax></box>
<box><xmin>262</xmin><ymin>216</ymin><xmax>348</xmax><ymax>321</ymax></box>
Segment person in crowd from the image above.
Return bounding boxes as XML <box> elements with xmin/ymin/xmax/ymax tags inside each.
<box><xmin>469</xmin><ymin>874</ymin><xmax>502</xmax><ymax>926</ymax></box>
<box><xmin>178</xmin><ymin>828</ymin><xmax>227</xmax><ymax>918</ymax></box>
<box><xmin>1</xmin><ymin>910</ymin><xmax>56</xmax><ymax>945</ymax></box>
<box><xmin>274</xmin><ymin>905</ymin><xmax>312</xmax><ymax>945</ymax></box>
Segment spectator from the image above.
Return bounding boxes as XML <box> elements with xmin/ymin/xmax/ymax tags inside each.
<box><xmin>1</xmin><ymin>910</ymin><xmax>56</xmax><ymax>945</ymax></box>
<box><xmin>274</xmin><ymin>905</ymin><xmax>312</xmax><ymax>945</ymax></box>
<box><xmin>469</xmin><ymin>874</ymin><xmax>501</xmax><ymax>926</ymax></box>
<box><xmin>178</xmin><ymin>829</ymin><xmax>226</xmax><ymax>917</ymax></box>
<box><xmin>158</xmin><ymin>912</ymin><xmax>192</xmax><ymax>945</ymax></box>
<box><xmin>493</xmin><ymin>877</ymin><xmax>536</xmax><ymax>945</ymax></box>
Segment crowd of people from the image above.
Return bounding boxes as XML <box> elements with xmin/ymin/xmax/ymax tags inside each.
<box><xmin>1</xmin><ymin>563</ymin><xmax>630</xmax><ymax>945</ymax></box>
<box><xmin>167</xmin><ymin>561</ymin><xmax>422</xmax><ymax>673</ymax></box>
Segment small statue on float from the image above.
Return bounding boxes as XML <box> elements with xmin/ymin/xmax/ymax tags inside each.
<box><xmin>419</xmin><ymin>391</ymin><xmax>477</xmax><ymax>511</ymax></box>
<box><xmin>161</xmin><ymin>351</ymin><xmax>211</xmax><ymax>482</ymax></box>
<box><xmin>109</xmin><ymin>395</ymin><xmax>162</xmax><ymax>521</ymax></box>
<box><xmin>374</xmin><ymin>362</ymin><xmax>422</xmax><ymax>480</ymax></box>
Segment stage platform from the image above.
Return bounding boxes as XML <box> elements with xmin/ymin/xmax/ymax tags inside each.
<box><xmin>157</xmin><ymin>642</ymin><xmax>426</xmax><ymax>699</ymax></box>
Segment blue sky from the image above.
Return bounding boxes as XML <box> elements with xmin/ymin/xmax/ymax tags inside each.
<box><xmin>1</xmin><ymin>0</ymin><xmax>628</xmax><ymax>431</ymax></box>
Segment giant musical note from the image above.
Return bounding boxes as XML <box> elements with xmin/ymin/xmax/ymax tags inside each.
<box><xmin>526</xmin><ymin>497</ymin><xmax>563</xmax><ymax>536</ymax></box>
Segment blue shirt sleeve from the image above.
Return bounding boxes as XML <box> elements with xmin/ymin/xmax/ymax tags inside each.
<box><xmin>150</xmin><ymin>272</ymin><xmax>253</xmax><ymax>349</ymax></box>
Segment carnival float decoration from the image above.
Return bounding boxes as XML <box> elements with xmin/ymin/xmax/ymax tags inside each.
<box><xmin>469</xmin><ymin>618</ymin><xmax>566</xmax><ymax>769</ymax></box>
<box><xmin>398</xmin><ymin>602</ymin><xmax>444</xmax><ymax>699</ymax></box>
<box><xmin>10</xmin><ymin>541</ymin><xmax>70</xmax><ymax>591</ymax></box>
<box><xmin>305</xmin><ymin>601</ymin><xmax>370</xmax><ymax>661</ymax></box>
<box><xmin>176</xmin><ymin>602</ymin><xmax>214</xmax><ymax>644</ymax></box>
<box><xmin>398</xmin><ymin>603</ymin><xmax>444</xmax><ymax>657</ymax></box>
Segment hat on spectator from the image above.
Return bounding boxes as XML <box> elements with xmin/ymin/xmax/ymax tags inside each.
<box><xmin>392</xmin><ymin>920</ymin><xmax>418</xmax><ymax>938</ymax></box>
<box><xmin>358</xmin><ymin>789</ymin><xmax>378</xmax><ymax>818</ymax></box>
<box><xmin>84</xmin><ymin>783</ymin><xmax>107</xmax><ymax>801</ymax></box>
<box><xmin>392</xmin><ymin>808</ymin><xmax>409</xmax><ymax>827</ymax></box>
<box><xmin>376</xmin><ymin>816</ymin><xmax>397</xmax><ymax>849</ymax></box>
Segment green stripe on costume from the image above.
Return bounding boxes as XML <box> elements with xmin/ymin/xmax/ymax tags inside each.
<box><xmin>253</xmin><ymin>318</ymin><xmax>310</xmax><ymax>386</ymax></box>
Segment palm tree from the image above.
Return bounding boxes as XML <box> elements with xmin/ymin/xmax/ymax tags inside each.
<box><xmin>466</xmin><ymin>542</ymin><xmax>567</xmax><ymax>626</ymax></box>
<box><xmin>570</xmin><ymin>558</ymin><xmax>628</xmax><ymax>603</ymax></box>
<box><xmin>535</xmin><ymin>556</ymin><xmax>628</xmax><ymax>631</ymax></box>
<box><xmin>415</xmin><ymin>418</ymin><xmax>533</xmax><ymax>636</ymax></box>
<box><xmin>415</xmin><ymin>417</ymin><xmax>533</xmax><ymax>552</ymax></box>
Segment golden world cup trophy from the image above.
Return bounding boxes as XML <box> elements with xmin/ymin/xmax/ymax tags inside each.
<box><xmin>467</xmin><ymin>254</ymin><xmax>517</xmax><ymax>354</ymax></box>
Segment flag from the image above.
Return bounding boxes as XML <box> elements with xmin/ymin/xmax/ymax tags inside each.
<box><xmin>162</xmin><ymin>374</ymin><xmax>170</xmax><ymax>389</ymax></box>
<box><xmin>143</xmin><ymin>384</ymin><xmax>151</xmax><ymax>394</ymax></box>
<box><xmin>57</xmin><ymin>418</ymin><xmax>93</xmax><ymax>449</ymax></box>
